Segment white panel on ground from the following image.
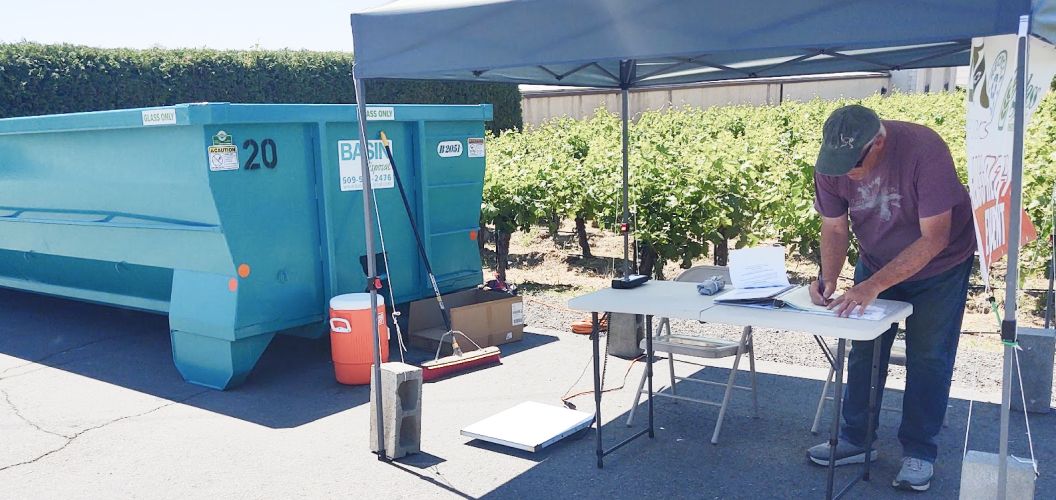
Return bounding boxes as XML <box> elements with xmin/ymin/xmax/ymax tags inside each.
<box><xmin>959</xmin><ymin>450</ymin><xmax>1036</xmax><ymax>500</ymax></box>
<box><xmin>461</xmin><ymin>401</ymin><xmax>594</xmax><ymax>452</ymax></box>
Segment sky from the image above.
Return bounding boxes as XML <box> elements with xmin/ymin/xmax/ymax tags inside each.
<box><xmin>0</xmin><ymin>0</ymin><xmax>393</xmax><ymax>52</ymax></box>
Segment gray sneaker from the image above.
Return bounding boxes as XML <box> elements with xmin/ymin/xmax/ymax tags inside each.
<box><xmin>892</xmin><ymin>457</ymin><xmax>933</xmax><ymax>492</ymax></box>
<box><xmin>807</xmin><ymin>440</ymin><xmax>878</xmax><ymax>467</ymax></box>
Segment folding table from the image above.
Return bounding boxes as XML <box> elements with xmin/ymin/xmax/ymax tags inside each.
<box><xmin>568</xmin><ymin>280</ymin><xmax>913</xmax><ymax>500</ymax></box>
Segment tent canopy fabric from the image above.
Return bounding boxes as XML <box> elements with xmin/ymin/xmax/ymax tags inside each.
<box><xmin>351</xmin><ymin>0</ymin><xmax>1051</xmax><ymax>88</ymax></box>
<box><xmin>349</xmin><ymin>1</ymin><xmax>1054</xmax><ymax>486</ymax></box>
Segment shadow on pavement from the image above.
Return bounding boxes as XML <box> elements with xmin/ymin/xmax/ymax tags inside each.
<box><xmin>475</xmin><ymin>366</ymin><xmax>1053</xmax><ymax>499</ymax></box>
<box><xmin>387</xmin><ymin>459</ymin><xmax>477</xmax><ymax>500</ymax></box>
<box><xmin>0</xmin><ymin>288</ymin><xmax>556</xmax><ymax>429</ymax></box>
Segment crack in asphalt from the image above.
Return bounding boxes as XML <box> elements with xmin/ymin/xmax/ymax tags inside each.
<box><xmin>0</xmin><ymin>388</ymin><xmax>210</xmax><ymax>473</ymax></box>
<box><xmin>0</xmin><ymin>388</ymin><xmax>73</xmax><ymax>440</ymax></box>
<box><xmin>0</xmin><ymin>331</ymin><xmax>144</xmax><ymax>380</ymax></box>
<box><xmin>0</xmin><ymin>358</ymin><xmax>86</xmax><ymax>384</ymax></box>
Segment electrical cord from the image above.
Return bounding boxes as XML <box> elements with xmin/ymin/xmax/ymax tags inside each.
<box><xmin>561</xmin><ymin>357</ymin><xmax>643</xmax><ymax>409</ymax></box>
<box><xmin>571</xmin><ymin>312</ymin><xmax>609</xmax><ymax>334</ymax></box>
<box><xmin>561</xmin><ymin>329</ymin><xmax>643</xmax><ymax>409</ymax></box>
<box><xmin>560</xmin><ymin>352</ymin><xmax>594</xmax><ymax>408</ymax></box>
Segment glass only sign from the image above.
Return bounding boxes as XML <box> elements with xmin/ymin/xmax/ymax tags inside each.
<box><xmin>337</xmin><ymin>139</ymin><xmax>394</xmax><ymax>191</ymax></box>
<box><xmin>141</xmin><ymin>108</ymin><xmax>177</xmax><ymax>126</ymax></box>
<box><xmin>365</xmin><ymin>107</ymin><xmax>395</xmax><ymax>121</ymax></box>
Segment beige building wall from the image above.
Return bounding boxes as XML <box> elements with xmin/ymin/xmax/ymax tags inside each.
<box><xmin>520</xmin><ymin>69</ymin><xmax>960</xmax><ymax>128</ymax></box>
<box><xmin>780</xmin><ymin>77</ymin><xmax>888</xmax><ymax>102</ymax></box>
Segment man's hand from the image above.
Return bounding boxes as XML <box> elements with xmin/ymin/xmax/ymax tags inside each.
<box><xmin>828</xmin><ymin>282</ymin><xmax>881</xmax><ymax>317</ymax></box>
<box><xmin>809</xmin><ymin>279</ymin><xmax>836</xmax><ymax>306</ymax></box>
<box><xmin>816</xmin><ymin>214</ymin><xmax>849</xmax><ymax>306</ymax></box>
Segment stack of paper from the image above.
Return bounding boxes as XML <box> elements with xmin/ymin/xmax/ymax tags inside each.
<box><xmin>727</xmin><ymin>246</ymin><xmax>790</xmax><ymax>289</ymax></box>
<box><xmin>715</xmin><ymin>246</ymin><xmax>885</xmax><ymax>321</ymax></box>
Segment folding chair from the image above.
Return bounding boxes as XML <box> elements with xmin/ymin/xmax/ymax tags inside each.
<box><xmin>625</xmin><ymin>265</ymin><xmax>759</xmax><ymax>444</ymax></box>
<box><xmin>810</xmin><ymin>339</ymin><xmax>949</xmax><ymax>434</ymax></box>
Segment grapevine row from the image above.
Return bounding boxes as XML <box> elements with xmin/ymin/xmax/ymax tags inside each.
<box><xmin>484</xmin><ymin>91</ymin><xmax>1056</xmax><ymax>280</ymax></box>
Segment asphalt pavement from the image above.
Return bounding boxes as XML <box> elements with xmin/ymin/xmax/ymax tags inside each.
<box><xmin>0</xmin><ymin>288</ymin><xmax>1051</xmax><ymax>499</ymax></box>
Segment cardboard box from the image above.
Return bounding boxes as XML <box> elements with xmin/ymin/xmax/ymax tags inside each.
<box><xmin>408</xmin><ymin>288</ymin><xmax>524</xmax><ymax>355</ymax></box>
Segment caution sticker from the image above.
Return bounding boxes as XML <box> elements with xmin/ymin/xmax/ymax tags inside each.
<box><xmin>208</xmin><ymin>144</ymin><xmax>239</xmax><ymax>171</ymax></box>
<box><xmin>467</xmin><ymin>137</ymin><xmax>485</xmax><ymax>158</ymax></box>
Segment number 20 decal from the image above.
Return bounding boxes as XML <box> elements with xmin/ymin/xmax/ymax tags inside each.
<box><xmin>242</xmin><ymin>138</ymin><xmax>278</xmax><ymax>170</ymax></box>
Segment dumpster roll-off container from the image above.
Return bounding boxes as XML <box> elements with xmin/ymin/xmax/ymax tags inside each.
<box><xmin>0</xmin><ymin>103</ymin><xmax>492</xmax><ymax>389</ymax></box>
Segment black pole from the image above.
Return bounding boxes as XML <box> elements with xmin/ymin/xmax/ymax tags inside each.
<box><xmin>621</xmin><ymin>85</ymin><xmax>631</xmax><ymax>278</ymax></box>
<box><xmin>592</xmin><ymin>311</ymin><xmax>604</xmax><ymax>468</ymax></box>
<box><xmin>827</xmin><ymin>339</ymin><xmax>847</xmax><ymax>499</ymax></box>
<box><xmin>619</xmin><ymin>59</ymin><xmax>635</xmax><ymax>280</ymax></box>
<box><xmin>380</xmin><ymin>134</ymin><xmax>453</xmax><ymax>333</ymax></box>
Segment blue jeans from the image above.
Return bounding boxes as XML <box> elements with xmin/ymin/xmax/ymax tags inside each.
<box><xmin>839</xmin><ymin>256</ymin><xmax>972</xmax><ymax>462</ymax></box>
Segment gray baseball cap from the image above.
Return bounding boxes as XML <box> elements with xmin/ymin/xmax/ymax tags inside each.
<box><xmin>815</xmin><ymin>105</ymin><xmax>881</xmax><ymax>176</ymax></box>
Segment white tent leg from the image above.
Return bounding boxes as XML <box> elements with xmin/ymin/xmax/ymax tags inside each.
<box><xmin>998</xmin><ymin>15</ymin><xmax>1030</xmax><ymax>500</ymax></box>
<box><xmin>353</xmin><ymin>71</ymin><xmax>387</xmax><ymax>461</ymax></box>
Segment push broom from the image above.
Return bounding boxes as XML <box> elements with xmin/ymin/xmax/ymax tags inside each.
<box><xmin>378</xmin><ymin>132</ymin><xmax>501</xmax><ymax>381</ymax></box>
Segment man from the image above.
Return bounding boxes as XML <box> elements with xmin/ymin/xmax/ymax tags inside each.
<box><xmin>805</xmin><ymin>105</ymin><xmax>975</xmax><ymax>492</ymax></box>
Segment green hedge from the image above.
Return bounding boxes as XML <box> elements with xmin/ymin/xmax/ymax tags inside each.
<box><xmin>0</xmin><ymin>43</ymin><xmax>522</xmax><ymax>132</ymax></box>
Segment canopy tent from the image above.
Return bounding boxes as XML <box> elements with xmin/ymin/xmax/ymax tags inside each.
<box><xmin>352</xmin><ymin>0</ymin><xmax>1052</xmax><ymax>85</ymax></box>
<box><xmin>349</xmin><ymin>1</ymin><xmax>1053</xmax><ymax>497</ymax></box>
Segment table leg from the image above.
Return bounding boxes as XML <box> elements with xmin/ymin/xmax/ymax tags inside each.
<box><xmin>826</xmin><ymin>339</ymin><xmax>847</xmax><ymax>500</ymax></box>
<box><xmin>646</xmin><ymin>315</ymin><xmax>654</xmax><ymax>438</ymax></box>
<box><xmin>863</xmin><ymin>337</ymin><xmax>881</xmax><ymax>481</ymax></box>
<box><xmin>814</xmin><ymin>335</ymin><xmax>835</xmax><ymax>367</ymax></box>
<box><xmin>591</xmin><ymin>311</ymin><xmax>603</xmax><ymax>468</ymax></box>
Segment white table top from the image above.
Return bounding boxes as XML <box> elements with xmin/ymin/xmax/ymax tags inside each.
<box><xmin>567</xmin><ymin>281</ymin><xmax>913</xmax><ymax>341</ymax></box>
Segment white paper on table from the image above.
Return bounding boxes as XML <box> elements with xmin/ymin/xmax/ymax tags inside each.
<box><xmin>715</xmin><ymin>285</ymin><xmax>791</xmax><ymax>302</ymax></box>
<box><xmin>714</xmin><ymin>285</ymin><xmax>889</xmax><ymax>321</ymax></box>
<box><xmin>728</xmin><ymin>246</ymin><xmax>791</xmax><ymax>288</ymax></box>
<box><xmin>776</xmin><ymin>286</ymin><xmax>888</xmax><ymax>321</ymax></box>
<box><xmin>733</xmin><ymin>302</ymin><xmax>888</xmax><ymax>320</ymax></box>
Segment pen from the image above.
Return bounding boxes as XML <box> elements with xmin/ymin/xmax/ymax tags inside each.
<box><xmin>817</xmin><ymin>273</ymin><xmax>833</xmax><ymax>305</ymax></box>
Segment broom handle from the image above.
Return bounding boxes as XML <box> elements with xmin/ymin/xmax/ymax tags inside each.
<box><xmin>379</xmin><ymin>132</ymin><xmax>454</xmax><ymax>335</ymax></box>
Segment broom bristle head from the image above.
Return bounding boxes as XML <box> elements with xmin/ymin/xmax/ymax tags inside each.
<box><xmin>421</xmin><ymin>346</ymin><xmax>501</xmax><ymax>381</ymax></box>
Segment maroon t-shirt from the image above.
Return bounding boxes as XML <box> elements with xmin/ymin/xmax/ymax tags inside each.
<box><xmin>814</xmin><ymin>120</ymin><xmax>976</xmax><ymax>282</ymax></box>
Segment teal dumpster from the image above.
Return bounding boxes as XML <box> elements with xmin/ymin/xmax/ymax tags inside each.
<box><xmin>0</xmin><ymin>103</ymin><xmax>492</xmax><ymax>389</ymax></box>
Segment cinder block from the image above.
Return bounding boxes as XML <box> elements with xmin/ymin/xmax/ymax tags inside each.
<box><xmin>608</xmin><ymin>313</ymin><xmax>643</xmax><ymax>359</ymax></box>
<box><xmin>369</xmin><ymin>362</ymin><xmax>422</xmax><ymax>459</ymax></box>
<box><xmin>959</xmin><ymin>450</ymin><xmax>1036</xmax><ymax>500</ymax></box>
<box><xmin>1011</xmin><ymin>327</ymin><xmax>1054</xmax><ymax>414</ymax></box>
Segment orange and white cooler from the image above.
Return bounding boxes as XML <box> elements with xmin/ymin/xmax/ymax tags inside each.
<box><xmin>329</xmin><ymin>293</ymin><xmax>389</xmax><ymax>385</ymax></box>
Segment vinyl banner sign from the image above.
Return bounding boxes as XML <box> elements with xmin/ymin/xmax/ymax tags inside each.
<box><xmin>966</xmin><ymin>35</ymin><xmax>1056</xmax><ymax>286</ymax></box>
